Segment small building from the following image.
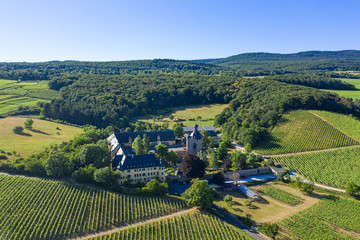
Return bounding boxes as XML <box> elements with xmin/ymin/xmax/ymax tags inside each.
<box><xmin>238</xmin><ymin>184</ymin><xmax>260</xmax><ymax>201</ymax></box>
<box><xmin>222</xmin><ymin>183</ymin><xmax>237</xmax><ymax>192</ymax></box>
<box><xmin>270</xmin><ymin>166</ymin><xmax>287</xmax><ymax>176</ymax></box>
<box><xmin>186</xmin><ymin>124</ymin><xmax>202</xmax><ymax>155</ymax></box>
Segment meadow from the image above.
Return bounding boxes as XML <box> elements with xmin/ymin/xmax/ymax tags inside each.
<box><xmin>0</xmin><ymin>117</ymin><xmax>83</xmax><ymax>159</ymax></box>
<box><xmin>323</xmin><ymin>77</ymin><xmax>360</xmax><ymax>100</ymax></box>
<box><xmin>280</xmin><ymin>198</ymin><xmax>360</xmax><ymax>240</ymax></box>
<box><xmin>87</xmin><ymin>210</ymin><xmax>252</xmax><ymax>240</ymax></box>
<box><xmin>0</xmin><ymin>79</ymin><xmax>58</xmax><ymax>115</ymax></box>
<box><xmin>273</xmin><ymin>146</ymin><xmax>360</xmax><ymax>188</ymax></box>
<box><xmin>136</xmin><ymin>103</ymin><xmax>228</xmax><ymax>128</ymax></box>
<box><xmin>255</xmin><ymin>110</ymin><xmax>358</xmax><ymax>155</ymax></box>
<box><xmin>0</xmin><ymin>174</ymin><xmax>187</xmax><ymax>240</ymax></box>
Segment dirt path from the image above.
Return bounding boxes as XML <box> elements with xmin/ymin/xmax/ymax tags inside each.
<box><xmin>252</xmin><ymin>183</ymin><xmax>323</xmax><ymax>223</ymax></box>
<box><xmin>73</xmin><ymin>207</ymin><xmax>197</xmax><ymax>240</ymax></box>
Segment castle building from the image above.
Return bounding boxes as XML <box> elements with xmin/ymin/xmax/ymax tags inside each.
<box><xmin>186</xmin><ymin>124</ymin><xmax>203</xmax><ymax>154</ymax></box>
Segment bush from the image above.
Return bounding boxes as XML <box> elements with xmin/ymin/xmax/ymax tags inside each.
<box><xmin>72</xmin><ymin>165</ymin><xmax>96</xmax><ymax>183</ymax></box>
<box><xmin>346</xmin><ymin>182</ymin><xmax>360</xmax><ymax>196</ymax></box>
<box><xmin>140</xmin><ymin>178</ymin><xmax>168</xmax><ymax>196</ymax></box>
<box><xmin>0</xmin><ymin>154</ymin><xmax>8</xmax><ymax>160</ymax></box>
<box><xmin>260</xmin><ymin>222</ymin><xmax>279</xmax><ymax>238</ymax></box>
<box><xmin>94</xmin><ymin>167</ymin><xmax>121</xmax><ymax>187</ymax></box>
<box><xmin>13</xmin><ymin>126</ymin><xmax>24</xmax><ymax>134</ymax></box>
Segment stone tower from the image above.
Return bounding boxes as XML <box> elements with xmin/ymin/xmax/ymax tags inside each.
<box><xmin>186</xmin><ymin>124</ymin><xmax>202</xmax><ymax>155</ymax></box>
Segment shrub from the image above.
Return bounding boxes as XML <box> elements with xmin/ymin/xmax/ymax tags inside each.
<box><xmin>140</xmin><ymin>178</ymin><xmax>168</xmax><ymax>196</ymax></box>
<box><xmin>0</xmin><ymin>154</ymin><xmax>8</xmax><ymax>160</ymax></box>
<box><xmin>13</xmin><ymin>126</ymin><xmax>24</xmax><ymax>134</ymax></box>
<box><xmin>261</xmin><ymin>222</ymin><xmax>279</xmax><ymax>238</ymax></box>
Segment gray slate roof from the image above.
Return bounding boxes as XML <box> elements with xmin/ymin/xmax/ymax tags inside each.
<box><xmin>113</xmin><ymin>130</ymin><xmax>175</xmax><ymax>144</ymax></box>
<box><xmin>114</xmin><ymin>153</ymin><xmax>164</xmax><ymax>171</ymax></box>
<box><xmin>182</xmin><ymin>126</ymin><xmax>216</xmax><ymax>132</ymax></box>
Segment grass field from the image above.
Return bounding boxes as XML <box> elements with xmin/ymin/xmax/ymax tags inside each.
<box><xmin>0</xmin><ymin>174</ymin><xmax>187</xmax><ymax>240</ymax></box>
<box><xmin>273</xmin><ymin>146</ymin><xmax>360</xmax><ymax>188</ymax></box>
<box><xmin>136</xmin><ymin>103</ymin><xmax>228</xmax><ymax>128</ymax></box>
<box><xmin>0</xmin><ymin>117</ymin><xmax>83</xmax><ymax>159</ymax></box>
<box><xmin>87</xmin><ymin>210</ymin><xmax>253</xmax><ymax>240</ymax></box>
<box><xmin>323</xmin><ymin>78</ymin><xmax>360</xmax><ymax>100</ymax></box>
<box><xmin>0</xmin><ymin>79</ymin><xmax>59</xmax><ymax>115</ymax></box>
<box><xmin>310</xmin><ymin>110</ymin><xmax>360</xmax><ymax>141</ymax></box>
<box><xmin>214</xmin><ymin>182</ymin><xmax>320</xmax><ymax>224</ymax></box>
<box><xmin>255</xmin><ymin>110</ymin><xmax>358</xmax><ymax>155</ymax></box>
<box><xmin>280</xmin><ymin>197</ymin><xmax>360</xmax><ymax>240</ymax></box>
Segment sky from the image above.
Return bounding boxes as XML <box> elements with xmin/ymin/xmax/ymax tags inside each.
<box><xmin>0</xmin><ymin>0</ymin><xmax>359</xmax><ymax>62</ymax></box>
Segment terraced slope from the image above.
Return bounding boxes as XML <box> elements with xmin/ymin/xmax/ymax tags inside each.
<box><xmin>273</xmin><ymin>146</ymin><xmax>360</xmax><ymax>188</ymax></box>
<box><xmin>0</xmin><ymin>175</ymin><xmax>186</xmax><ymax>240</ymax></box>
<box><xmin>255</xmin><ymin>110</ymin><xmax>358</xmax><ymax>155</ymax></box>
<box><xmin>87</xmin><ymin>210</ymin><xmax>253</xmax><ymax>240</ymax></box>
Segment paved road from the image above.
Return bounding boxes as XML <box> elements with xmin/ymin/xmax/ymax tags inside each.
<box><xmin>213</xmin><ymin>209</ymin><xmax>265</xmax><ymax>240</ymax></box>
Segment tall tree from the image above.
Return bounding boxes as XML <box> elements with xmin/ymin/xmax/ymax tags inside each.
<box><xmin>217</xmin><ymin>142</ymin><xmax>227</xmax><ymax>161</ymax></box>
<box><xmin>79</xmin><ymin>144</ymin><xmax>109</xmax><ymax>168</ymax></box>
<box><xmin>142</xmin><ymin>134</ymin><xmax>150</xmax><ymax>154</ymax></box>
<box><xmin>181</xmin><ymin>179</ymin><xmax>214</xmax><ymax>209</ymax></box>
<box><xmin>155</xmin><ymin>144</ymin><xmax>168</xmax><ymax>160</ymax></box>
<box><xmin>173</xmin><ymin>125</ymin><xmax>184</xmax><ymax>138</ymax></box>
<box><xmin>45</xmin><ymin>152</ymin><xmax>71</xmax><ymax>178</ymax></box>
<box><xmin>180</xmin><ymin>154</ymin><xmax>206</xmax><ymax>178</ymax></box>
<box><xmin>230</xmin><ymin>151</ymin><xmax>246</xmax><ymax>170</ymax></box>
<box><xmin>24</xmin><ymin>118</ymin><xmax>34</xmax><ymax>129</ymax></box>
<box><xmin>208</xmin><ymin>148</ymin><xmax>218</xmax><ymax>168</ymax></box>
<box><xmin>132</xmin><ymin>135</ymin><xmax>144</xmax><ymax>155</ymax></box>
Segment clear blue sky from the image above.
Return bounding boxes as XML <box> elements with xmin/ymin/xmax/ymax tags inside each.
<box><xmin>1</xmin><ymin>0</ymin><xmax>359</xmax><ymax>62</ymax></box>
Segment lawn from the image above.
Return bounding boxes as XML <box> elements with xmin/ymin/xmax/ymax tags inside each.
<box><xmin>136</xmin><ymin>103</ymin><xmax>228</xmax><ymax>127</ymax></box>
<box><xmin>0</xmin><ymin>117</ymin><xmax>83</xmax><ymax>159</ymax></box>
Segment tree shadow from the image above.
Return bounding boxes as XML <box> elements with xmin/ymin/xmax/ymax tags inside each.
<box><xmin>17</xmin><ymin>132</ymin><xmax>32</xmax><ymax>136</ymax></box>
<box><xmin>30</xmin><ymin>129</ymin><xmax>50</xmax><ymax>135</ymax></box>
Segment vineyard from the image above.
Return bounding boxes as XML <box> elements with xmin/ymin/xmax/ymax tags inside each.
<box><xmin>273</xmin><ymin>146</ymin><xmax>360</xmax><ymax>188</ymax></box>
<box><xmin>0</xmin><ymin>174</ymin><xmax>186</xmax><ymax>240</ymax></box>
<box><xmin>311</xmin><ymin>110</ymin><xmax>360</xmax><ymax>141</ymax></box>
<box><xmin>87</xmin><ymin>210</ymin><xmax>252</xmax><ymax>240</ymax></box>
<box><xmin>255</xmin><ymin>110</ymin><xmax>358</xmax><ymax>155</ymax></box>
<box><xmin>259</xmin><ymin>186</ymin><xmax>302</xmax><ymax>206</ymax></box>
<box><xmin>281</xmin><ymin>198</ymin><xmax>360</xmax><ymax>239</ymax></box>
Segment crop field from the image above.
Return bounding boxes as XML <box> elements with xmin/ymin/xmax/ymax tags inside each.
<box><xmin>323</xmin><ymin>78</ymin><xmax>360</xmax><ymax>100</ymax></box>
<box><xmin>87</xmin><ymin>210</ymin><xmax>252</xmax><ymax>240</ymax></box>
<box><xmin>0</xmin><ymin>79</ymin><xmax>58</xmax><ymax>115</ymax></box>
<box><xmin>136</xmin><ymin>103</ymin><xmax>227</xmax><ymax>127</ymax></box>
<box><xmin>310</xmin><ymin>110</ymin><xmax>360</xmax><ymax>141</ymax></box>
<box><xmin>259</xmin><ymin>186</ymin><xmax>302</xmax><ymax>206</ymax></box>
<box><xmin>0</xmin><ymin>174</ymin><xmax>187</xmax><ymax>240</ymax></box>
<box><xmin>273</xmin><ymin>146</ymin><xmax>360</xmax><ymax>188</ymax></box>
<box><xmin>280</xmin><ymin>198</ymin><xmax>360</xmax><ymax>239</ymax></box>
<box><xmin>0</xmin><ymin>117</ymin><xmax>83</xmax><ymax>159</ymax></box>
<box><xmin>255</xmin><ymin>110</ymin><xmax>358</xmax><ymax>155</ymax></box>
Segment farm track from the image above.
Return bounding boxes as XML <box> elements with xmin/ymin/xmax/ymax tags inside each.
<box><xmin>74</xmin><ymin>208</ymin><xmax>197</xmax><ymax>240</ymax></box>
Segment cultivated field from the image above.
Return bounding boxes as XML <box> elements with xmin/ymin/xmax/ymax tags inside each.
<box><xmin>280</xmin><ymin>197</ymin><xmax>360</xmax><ymax>239</ymax></box>
<box><xmin>323</xmin><ymin>77</ymin><xmax>360</xmax><ymax>100</ymax></box>
<box><xmin>86</xmin><ymin>210</ymin><xmax>252</xmax><ymax>240</ymax></box>
<box><xmin>273</xmin><ymin>146</ymin><xmax>360</xmax><ymax>188</ymax></box>
<box><xmin>0</xmin><ymin>174</ymin><xmax>187</xmax><ymax>240</ymax></box>
<box><xmin>310</xmin><ymin>110</ymin><xmax>360</xmax><ymax>141</ymax></box>
<box><xmin>258</xmin><ymin>185</ymin><xmax>302</xmax><ymax>206</ymax></box>
<box><xmin>255</xmin><ymin>110</ymin><xmax>358</xmax><ymax>155</ymax></box>
<box><xmin>0</xmin><ymin>117</ymin><xmax>83</xmax><ymax>159</ymax></box>
<box><xmin>0</xmin><ymin>79</ymin><xmax>58</xmax><ymax>115</ymax></box>
<box><xmin>136</xmin><ymin>104</ymin><xmax>228</xmax><ymax>127</ymax></box>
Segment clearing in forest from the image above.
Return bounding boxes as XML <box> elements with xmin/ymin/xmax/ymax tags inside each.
<box><xmin>0</xmin><ymin>117</ymin><xmax>83</xmax><ymax>159</ymax></box>
<box><xmin>273</xmin><ymin>145</ymin><xmax>360</xmax><ymax>188</ymax></box>
<box><xmin>255</xmin><ymin>110</ymin><xmax>358</xmax><ymax>155</ymax></box>
<box><xmin>0</xmin><ymin>174</ymin><xmax>187</xmax><ymax>240</ymax></box>
<box><xmin>136</xmin><ymin>103</ymin><xmax>228</xmax><ymax>127</ymax></box>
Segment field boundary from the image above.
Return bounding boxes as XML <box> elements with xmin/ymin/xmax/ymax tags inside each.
<box><xmin>74</xmin><ymin>207</ymin><xmax>197</xmax><ymax>240</ymax></box>
<box><xmin>308</xmin><ymin>111</ymin><xmax>360</xmax><ymax>143</ymax></box>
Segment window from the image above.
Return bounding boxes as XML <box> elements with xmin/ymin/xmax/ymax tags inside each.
<box><xmin>127</xmin><ymin>170</ymin><xmax>131</xmax><ymax>173</ymax></box>
<box><xmin>154</xmin><ymin>167</ymin><xmax>157</xmax><ymax>170</ymax></box>
<box><xmin>157</xmin><ymin>172</ymin><xmax>159</xmax><ymax>175</ymax></box>
<box><xmin>161</xmin><ymin>172</ymin><xmax>163</xmax><ymax>175</ymax></box>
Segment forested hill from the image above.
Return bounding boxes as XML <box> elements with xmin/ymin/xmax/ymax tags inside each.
<box><xmin>196</xmin><ymin>50</ymin><xmax>360</xmax><ymax>75</ymax></box>
<box><xmin>43</xmin><ymin>74</ymin><xmax>239</xmax><ymax>127</ymax></box>
<box><xmin>0</xmin><ymin>59</ymin><xmax>235</xmax><ymax>80</ymax></box>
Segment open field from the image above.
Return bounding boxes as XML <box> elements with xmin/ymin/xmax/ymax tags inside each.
<box><xmin>86</xmin><ymin>210</ymin><xmax>252</xmax><ymax>240</ymax></box>
<box><xmin>273</xmin><ymin>146</ymin><xmax>360</xmax><ymax>188</ymax></box>
<box><xmin>280</xmin><ymin>197</ymin><xmax>360</xmax><ymax>239</ymax></box>
<box><xmin>255</xmin><ymin>110</ymin><xmax>358</xmax><ymax>155</ymax></box>
<box><xmin>0</xmin><ymin>117</ymin><xmax>83</xmax><ymax>159</ymax></box>
<box><xmin>0</xmin><ymin>174</ymin><xmax>187</xmax><ymax>240</ymax></box>
<box><xmin>310</xmin><ymin>110</ymin><xmax>360</xmax><ymax>141</ymax></box>
<box><xmin>0</xmin><ymin>79</ymin><xmax>59</xmax><ymax>115</ymax></box>
<box><xmin>136</xmin><ymin>103</ymin><xmax>228</xmax><ymax>127</ymax></box>
<box><xmin>214</xmin><ymin>182</ymin><xmax>321</xmax><ymax>224</ymax></box>
<box><xmin>322</xmin><ymin>78</ymin><xmax>360</xmax><ymax>100</ymax></box>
